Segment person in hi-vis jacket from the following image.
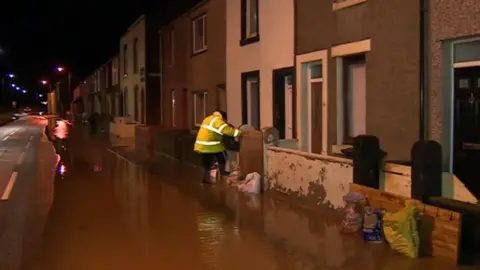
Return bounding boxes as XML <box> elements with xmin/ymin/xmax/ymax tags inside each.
<box><xmin>194</xmin><ymin>110</ymin><xmax>241</xmax><ymax>183</ymax></box>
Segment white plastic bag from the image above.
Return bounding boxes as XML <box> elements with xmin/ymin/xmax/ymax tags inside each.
<box><xmin>237</xmin><ymin>172</ymin><xmax>261</xmax><ymax>194</ymax></box>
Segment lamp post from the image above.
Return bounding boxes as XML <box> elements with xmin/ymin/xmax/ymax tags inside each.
<box><xmin>41</xmin><ymin>80</ymin><xmax>57</xmax><ymax>115</ymax></box>
<box><xmin>55</xmin><ymin>66</ymin><xmax>74</xmax><ymax>117</ymax></box>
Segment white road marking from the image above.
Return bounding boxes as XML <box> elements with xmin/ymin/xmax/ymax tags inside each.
<box><xmin>2</xmin><ymin>136</ymin><xmax>9</xmax><ymax>141</ymax></box>
<box><xmin>25</xmin><ymin>142</ymin><xmax>31</xmax><ymax>149</ymax></box>
<box><xmin>106</xmin><ymin>148</ymin><xmax>137</xmax><ymax>167</ymax></box>
<box><xmin>1</xmin><ymin>172</ymin><xmax>18</xmax><ymax>200</ymax></box>
<box><xmin>17</xmin><ymin>152</ymin><xmax>25</xmax><ymax>165</ymax></box>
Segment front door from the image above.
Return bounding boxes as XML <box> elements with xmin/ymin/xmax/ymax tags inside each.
<box><xmin>453</xmin><ymin>66</ymin><xmax>480</xmax><ymax>198</ymax></box>
<box><xmin>311</xmin><ymin>82</ymin><xmax>322</xmax><ymax>154</ymax></box>
<box><xmin>273</xmin><ymin>68</ymin><xmax>294</xmax><ymax>139</ymax></box>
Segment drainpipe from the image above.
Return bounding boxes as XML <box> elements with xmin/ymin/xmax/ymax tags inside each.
<box><xmin>419</xmin><ymin>0</ymin><xmax>429</xmax><ymax>141</ymax></box>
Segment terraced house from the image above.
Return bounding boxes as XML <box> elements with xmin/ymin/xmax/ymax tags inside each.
<box><xmin>429</xmin><ymin>0</ymin><xmax>480</xmax><ymax>198</ymax></box>
<box><xmin>119</xmin><ymin>15</ymin><xmax>161</xmax><ymax>126</ymax></box>
<box><xmin>159</xmin><ymin>0</ymin><xmax>226</xmax><ymax>130</ymax></box>
<box><xmin>294</xmin><ymin>0</ymin><xmax>420</xmax><ymax>160</ymax></box>
<box><xmin>226</xmin><ymin>0</ymin><xmax>295</xmax><ymax>140</ymax></box>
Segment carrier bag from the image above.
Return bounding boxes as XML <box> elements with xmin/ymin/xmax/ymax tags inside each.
<box><xmin>382</xmin><ymin>204</ymin><xmax>421</xmax><ymax>258</ymax></box>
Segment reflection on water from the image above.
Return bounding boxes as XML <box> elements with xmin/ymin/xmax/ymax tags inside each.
<box><xmin>53</xmin><ymin>120</ymin><xmax>68</xmax><ymax>139</ymax></box>
<box><xmin>112</xmin><ymin>157</ymin><xmax>151</xmax><ymax>251</ymax></box>
<box><xmin>197</xmin><ymin>212</ymin><xmax>225</xmax><ymax>270</ymax></box>
<box><xmin>58</xmin><ymin>164</ymin><xmax>67</xmax><ymax>176</ymax></box>
<box><xmin>31</xmin><ymin>125</ymin><xmax>470</xmax><ymax>270</ymax></box>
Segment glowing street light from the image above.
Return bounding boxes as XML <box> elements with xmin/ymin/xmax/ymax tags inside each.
<box><xmin>10</xmin><ymin>83</ymin><xmax>15</xmax><ymax>87</ymax></box>
<box><xmin>40</xmin><ymin>80</ymin><xmax>48</xmax><ymax>85</ymax></box>
<box><xmin>56</xmin><ymin>66</ymin><xmax>64</xmax><ymax>72</ymax></box>
<box><xmin>6</xmin><ymin>73</ymin><xmax>14</xmax><ymax>78</ymax></box>
<box><xmin>38</xmin><ymin>93</ymin><xmax>43</xmax><ymax>98</ymax></box>
<box><xmin>22</xmin><ymin>90</ymin><xmax>26</xmax><ymax>93</ymax></box>
<box><xmin>15</xmin><ymin>86</ymin><xmax>19</xmax><ymax>90</ymax></box>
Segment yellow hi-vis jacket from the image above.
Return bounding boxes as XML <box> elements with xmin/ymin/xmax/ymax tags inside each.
<box><xmin>194</xmin><ymin>111</ymin><xmax>241</xmax><ymax>153</ymax></box>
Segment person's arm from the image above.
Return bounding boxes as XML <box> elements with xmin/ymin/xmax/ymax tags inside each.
<box><xmin>217</xmin><ymin>120</ymin><xmax>241</xmax><ymax>137</ymax></box>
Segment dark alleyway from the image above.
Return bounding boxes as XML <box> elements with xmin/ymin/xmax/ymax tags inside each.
<box><xmin>10</xmin><ymin>119</ymin><xmax>469</xmax><ymax>269</ymax></box>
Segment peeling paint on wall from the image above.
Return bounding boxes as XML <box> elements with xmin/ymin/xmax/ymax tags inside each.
<box><xmin>267</xmin><ymin>147</ymin><xmax>353</xmax><ymax>209</ymax></box>
<box><xmin>267</xmin><ymin>147</ymin><xmax>478</xmax><ymax>210</ymax></box>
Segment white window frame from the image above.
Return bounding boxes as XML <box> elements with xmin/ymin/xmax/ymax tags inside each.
<box><xmin>193</xmin><ymin>91</ymin><xmax>208</xmax><ymax>127</ymax></box>
<box><xmin>192</xmin><ymin>15</ymin><xmax>207</xmax><ymax>54</ymax></box>
<box><xmin>331</xmin><ymin>39</ymin><xmax>370</xmax><ymax>151</ymax></box>
<box><xmin>245</xmin><ymin>0</ymin><xmax>258</xmax><ymax>38</ymax></box>
<box><xmin>295</xmin><ymin>50</ymin><xmax>328</xmax><ymax>154</ymax></box>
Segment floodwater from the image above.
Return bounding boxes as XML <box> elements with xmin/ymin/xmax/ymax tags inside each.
<box><xmin>22</xmin><ymin>120</ymin><xmax>470</xmax><ymax>269</ymax></box>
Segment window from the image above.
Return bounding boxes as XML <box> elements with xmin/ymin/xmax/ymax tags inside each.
<box><xmin>192</xmin><ymin>15</ymin><xmax>207</xmax><ymax>54</ymax></box>
<box><xmin>133</xmin><ymin>38</ymin><xmax>139</xmax><ymax>73</ymax></box>
<box><xmin>167</xmin><ymin>29</ymin><xmax>175</xmax><ymax>66</ymax></box>
<box><xmin>123</xmin><ymin>44</ymin><xmax>128</xmax><ymax>76</ymax></box>
<box><xmin>342</xmin><ymin>54</ymin><xmax>366</xmax><ymax>143</ymax></box>
<box><xmin>240</xmin><ymin>0</ymin><xmax>259</xmax><ymax>45</ymax></box>
<box><xmin>241</xmin><ymin>71</ymin><xmax>260</xmax><ymax>129</ymax></box>
<box><xmin>193</xmin><ymin>91</ymin><xmax>208</xmax><ymax>126</ymax></box>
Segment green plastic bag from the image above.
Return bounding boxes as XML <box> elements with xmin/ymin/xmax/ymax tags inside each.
<box><xmin>382</xmin><ymin>204</ymin><xmax>421</xmax><ymax>258</ymax></box>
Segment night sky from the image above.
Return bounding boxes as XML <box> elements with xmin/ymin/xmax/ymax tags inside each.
<box><xmin>0</xmin><ymin>0</ymin><xmax>201</xmax><ymax>105</ymax></box>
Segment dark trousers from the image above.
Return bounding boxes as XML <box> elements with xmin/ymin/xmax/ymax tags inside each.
<box><xmin>200</xmin><ymin>152</ymin><xmax>227</xmax><ymax>182</ymax></box>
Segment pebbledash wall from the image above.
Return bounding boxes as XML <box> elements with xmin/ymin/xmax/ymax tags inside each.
<box><xmin>266</xmin><ymin>146</ymin><xmax>477</xmax><ymax>209</ymax></box>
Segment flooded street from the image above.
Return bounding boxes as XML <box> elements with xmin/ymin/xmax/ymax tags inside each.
<box><xmin>0</xmin><ymin>117</ymin><xmax>465</xmax><ymax>270</ymax></box>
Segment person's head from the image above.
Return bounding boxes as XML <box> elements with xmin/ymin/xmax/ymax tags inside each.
<box><xmin>217</xmin><ymin>110</ymin><xmax>227</xmax><ymax>121</ymax></box>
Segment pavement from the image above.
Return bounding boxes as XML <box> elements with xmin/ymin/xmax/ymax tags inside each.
<box><xmin>0</xmin><ymin>117</ymin><xmax>473</xmax><ymax>269</ymax></box>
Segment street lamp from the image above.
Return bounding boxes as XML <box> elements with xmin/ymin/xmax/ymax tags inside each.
<box><xmin>22</xmin><ymin>90</ymin><xmax>26</xmax><ymax>94</ymax></box>
<box><xmin>15</xmin><ymin>86</ymin><xmax>19</xmax><ymax>90</ymax></box>
<box><xmin>55</xmin><ymin>66</ymin><xmax>73</xmax><ymax>117</ymax></box>
<box><xmin>10</xmin><ymin>83</ymin><xmax>15</xmax><ymax>87</ymax></box>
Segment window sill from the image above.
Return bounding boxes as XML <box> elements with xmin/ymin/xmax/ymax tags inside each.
<box><xmin>332</xmin><ymin>0</ymin><xmax>367</xmax><ymax>11</ymax></box>
<box><xmin>192</xmin><ymin>48</ymin><xmax>208</xmax><ymax>57</ymax></box>
<box><xmin>239</xmin><ymin>35</ymin><xmax>260</xmax><ymax>47</ymax></box>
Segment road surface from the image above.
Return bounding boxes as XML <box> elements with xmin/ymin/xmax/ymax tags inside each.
<box><xmin>0</xmin><ymin>116</ymin><xmax>472</xmax><ymax>269</ymax></box>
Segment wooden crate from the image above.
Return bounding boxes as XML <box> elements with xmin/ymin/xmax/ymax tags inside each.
<box><xmin>350</xmin><ymin>183</ymin><xmax>462</xmax><ymax>262</ymax></box>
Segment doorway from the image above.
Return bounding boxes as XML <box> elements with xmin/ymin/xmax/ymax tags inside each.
<box><xmin>453</xmin><ymin>66</ymin><xmax>480</xmax><ymax>197</ymax></box>
<box><xmin>272</xmin><ymin>67</ymin><xmax>294</xmax><ymax>140</ymax></box>
<box><xmin>308</xmin><ymin>63</ymin><xmax>323</xmax><ymax>154</ymax></box>
<box><xmin>241</xmin><ymin>71</ymin><xmax>260</xmax><ymax>129</ymax></box>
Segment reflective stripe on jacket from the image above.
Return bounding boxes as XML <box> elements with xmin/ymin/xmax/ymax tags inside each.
<box><xmin>194</xmin><ymin>111</ymin><xmax>241</xmax><ymax>153</ymax></box>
